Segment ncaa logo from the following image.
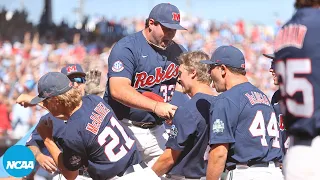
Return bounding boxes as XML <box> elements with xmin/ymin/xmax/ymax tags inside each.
<box><xmin>3</xmin><ymin>145</ymin><xmax>35</xmax><ymax>177</ymax></box>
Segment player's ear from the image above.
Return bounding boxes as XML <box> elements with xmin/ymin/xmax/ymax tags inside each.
<box><xmin>220</xmin><ymin>65</ymin><xmax>227</xmax><ymax>76</ymax></box>
<box><xmin>190</xmin><ymin>68</ymin><xmax>197</xmax><ymax>79</ymax></box>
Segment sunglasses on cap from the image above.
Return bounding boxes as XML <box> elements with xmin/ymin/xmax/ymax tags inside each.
<box><xmin>70</xmin><ymin>77</ymin><xmax>86</xmax><ymax>84</ymax></box>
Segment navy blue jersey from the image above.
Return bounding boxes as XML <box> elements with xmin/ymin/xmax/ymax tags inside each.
<box><xmin>209</xmin><ymin>82</ymin><xmax>283</xmax><ymax>170</ymax></box>
<box><xmin>166</xmin><ymin>93</ymin><xmax>212</xmax><ymax>178</ymax></box>
<box><xmin>26</xmin><ymin>113</ymin><xmax>66</xmax><ymax>154</ymax></box>
<box><xmin>170</xmin><ymin>91</ymin><xmax>190</xmax><ymax>107</ymax></box>
<box><xmin>274</xmin><ymin>8</ymin><xmax>320</xmax><ymax>138</ymax></box>
<box><xmin>62</xmin><ymin>95</ymin><xmax>140</xmax><ymax>179</ymax></box>
<box><xmin>104</xmin><ymin>31</ymin><xmax>186</xmax><ymax>123</ymax></box>
<box><xmin>271</xmin><ymin>90</ymin><xmax>289</xmax><ymax>154</ymax></box>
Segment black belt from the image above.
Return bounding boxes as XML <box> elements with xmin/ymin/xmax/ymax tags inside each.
<box><xmin>122</xmin><ymin>162</ymin><xmax>148</xmax><ymax>176</ymax></box>
<box><xmin>228</xmin><ymin>161</ymin><xmax>280</xmax><ymax>170</ymax></box>
<box><xmin>131</xmin><ymin>121</ymin><xmax>160</xmax><ymax>129</ymax></box>
<box><xmin>292</xmin><ymin>136</ymin><xmax>313</xmax><ymax>146</ymax></box>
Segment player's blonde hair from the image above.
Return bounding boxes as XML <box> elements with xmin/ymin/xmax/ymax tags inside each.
<box><xmin>178</xmin><ymin>51</ymin><xmax>211</xmax><ymax>85</ymax></box>
<box><xmin>46</xmin><ymin>88</ymin><xmax>82</xmax><ymax>110</ymax></box>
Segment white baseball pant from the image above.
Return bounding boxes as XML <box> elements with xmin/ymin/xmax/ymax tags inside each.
<box><xmin>283</xmin><ymin>136</ymin><xmax>320</xmax><ymax>180</ymax></box>
<box><xmin>226</xmin><ymin>162</ymin><xmax>284</xmax><ymax>180</ymax></box>
<box><xmin>120</xmin><ymin>119</ymin><xmax>168</xmax><ymax>167</ymax></box>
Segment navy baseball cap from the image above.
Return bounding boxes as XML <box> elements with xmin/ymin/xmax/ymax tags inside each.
<box><xmin>30</xmin><ymin>72</ymin><xmax>73</xmax><ymax>105</ymax></box>
<box><xmin>263</xmin><ymin>53</ymin><xmax>275</xmax><ymax>70</ymax></box>
<box><xmin>149</xmin><ymin>3</ymin><xmax>186</xmax><ymax>30</ymax></box>
<box><xmin>200</xmin><ymin>45</ymin><xmax>246</xmax><ymax>69</ymax></box>
<box><xmin>60</xmin><ymin>64</ymin><xmax>86</xmax><ymax>77</ymax></box>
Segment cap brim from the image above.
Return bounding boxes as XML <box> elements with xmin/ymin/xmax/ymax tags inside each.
<box><xmin>66</xmin><ymin>72</ymin><xmax>86</xmax><ymax>77</ymax></box>
<box><xmin>200</xmin><ymin>60</ymin><xmax>215</xmax><ymax>65</ymax></box>
<box><xmin>30</xmin><ymin>96</ymin><xmax>47</xmax><ymax>105</ymax></box>
<box><xmin>160</xmin><ymin>22</ymin><xmax>186</xmax><ymax>30</ymax></box>
<box><xmin>263</xmin><ymin>53</ymin><xmax>275</xmax><ymax>60</ymax></box>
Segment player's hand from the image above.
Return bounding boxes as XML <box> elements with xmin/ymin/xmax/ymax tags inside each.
<box><xmin>16</xmin><ymin>94</ymin><xmax>35</xmax><ymax>107</ymax></box>
<box><xmin>85</xmin><ymin>69</ymin><xmax>105</xmax><ymax>96</ymax></box>
<box><xmin>37</xmin><ymin>118</ymin><xmax>53</xmax><ymax>140</ymax></box>
<box><xmin>154</xmin><ymin>102</ymin><xmax>177</xmax><ymax>120</ymax></box>
<box><xmin>36</xmin><ymin>153</ymin><xmax>57</xmax><ymax>174</ymax></box>
<box><xmin>165</xmin><ymin>119</ymin><xmax>173</xmax><ymax>125</ymax></box>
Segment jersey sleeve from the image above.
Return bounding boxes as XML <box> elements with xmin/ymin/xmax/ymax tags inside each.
<box><xmin>209</xmin><ymin>97</ymin><xmax>237</xmax><ymax>145</ymax></box>
<box><xmin>62</xmin><ymin>133</ymin><xmax>86</xmax><ymax>171</ymax></box>
<box><xmin>166</xmin><ymin>107</ymin><xmax>197</xmax><ymax>151</ymax></box>
<box><xmin>108</xmin><ymin>43</ymin><xmax>136</xmax><ymax>80</ymax></box>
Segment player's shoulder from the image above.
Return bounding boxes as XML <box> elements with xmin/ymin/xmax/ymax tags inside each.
<box><xmin>169</xmin><ymin>41</ymin><xmax>187</xmax><ymax>53</ymax></box>
<box><xmin>113</xmin><ymin>31</ymin><xmax>143</xmax><ymax>50</ymax></box>
<box><xmin>183</xmin><ymin>93</ymin><xmax>214</xmax><ymax>113</ymax></box>
<box><xmin>286</xmin><ymin>8</ymin><xmax>320</xmax><ymax>26</ymax></box>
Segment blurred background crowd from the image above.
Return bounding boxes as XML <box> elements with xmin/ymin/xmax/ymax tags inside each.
<box><xmin>0</xmin><ymin>1</ymin><xmax>282</xmax><ymax>145</ymax></box>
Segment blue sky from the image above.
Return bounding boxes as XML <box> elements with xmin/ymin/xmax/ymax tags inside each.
<box><xmin>0</xmin><ymin>0</ymin><xmax>296</xmax><ymax>25</ymax></box>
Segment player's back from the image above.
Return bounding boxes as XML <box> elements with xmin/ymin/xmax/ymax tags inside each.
<box><xmin>166</xmin><ymin>93</ymin><xmax>212</xmax><ymax>178</ymax></box>
<box><xmin>274</xmin><ymin>8</ymin><xmax>320</xmax><ymax>138</ymax></box>
<box><xmin>63</xmin><ymin>95</ymin><xmax>140</xmax><ymax>179</ymax></box>
<box><xmin>217</xmin><ymin>82</ymin><xmax>283</xmax><ymax>169</ymax></box>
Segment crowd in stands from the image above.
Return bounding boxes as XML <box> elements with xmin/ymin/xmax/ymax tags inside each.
<box><xmin>0</xmin><ymin>9</ymin><xmax>280</xmax><ymax>141</ymax></box>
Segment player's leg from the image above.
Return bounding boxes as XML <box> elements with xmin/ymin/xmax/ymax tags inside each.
<box><xmin>120</xmin><ymin>119</ymin><xmax>166</xmax><ymax>166</ymax></box>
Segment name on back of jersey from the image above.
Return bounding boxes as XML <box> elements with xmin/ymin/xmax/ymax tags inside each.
<box><xmin>245</xmin><ymin>91</ymin><xmax>271</xmax><ymax>106</ymax></box>
<box><xmin>274</xmin><ymin>24</ymin><xmax>307</xmax><ymax>52</ymax></box>
<box><xmin>86</xmin><ymin>102</ymin><xmax>110</xmax><ymax>135</ymax></box>
<box><xmin>134</xmin><ymin>63</ymin><xmax>179</xmax><ymax>88</ymax></box>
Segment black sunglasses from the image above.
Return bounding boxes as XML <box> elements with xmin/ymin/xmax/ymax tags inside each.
<box><xmin>70</xmin><ymin>77</ymin><xmax>86</xmax><ymax>84</ymax></box>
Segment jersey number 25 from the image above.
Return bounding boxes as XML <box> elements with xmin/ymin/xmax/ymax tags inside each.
<box><xmin>98</xmin><ymin>116</ymin><xmax>135</xmax><ymax>162</ymax></box>
<box><xmin>249</xmin><ymin>111</ymin><xmax>280</xmax><ymax>148</ymax></box>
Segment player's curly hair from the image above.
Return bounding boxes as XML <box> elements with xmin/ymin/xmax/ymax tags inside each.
<box><xmin>295</xmin><ymin>0</ymin><xmax>320</xmax><ymax>8</ymax></box>
<box><xmin>45</xmin><ymin>88</ymin><xmax>82</xmax><ymax>111</ymax></box>
<box><xmin>178</xmin><ymin>51</ymin><xmax>211</xmax><ymax>85</ymax></box>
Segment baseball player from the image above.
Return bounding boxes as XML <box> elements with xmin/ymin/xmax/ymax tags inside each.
<box><xmin>104</xmin><ymin>3</ymin><xmax>186</xmax><ymax>166</ymax></box>
<box><xmin>274</xmin><ymin>1</ymin><xmax>320</xmax><ymax>179</ymax></box>
<box><xmin>152</xmin><ymin>51</ymin><xmax>213</xmax><ymax>179</ymax></box>
<box><xmin>263</xmin><ymin>53</ymin><xmax>290</xmax><ymax>154</ymax></box>
<box><xmin>201</xmin><ymin>46</ymin><xmax>283</xmax><ymax>180</ymax></box>
<box><xmin>21</xmin><ymin>64</ymin><xmax>94</xmax><ymax>180</ymax></box>
<box><xmin>29</xmin><ymin>72</ymin><xmax>156</xmax><ymax>180</ymax></box>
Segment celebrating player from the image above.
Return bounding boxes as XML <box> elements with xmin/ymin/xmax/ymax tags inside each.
<box><xmin>152</xmin><ymin>51</ymin><xmax>213</xmax><ymax>179</ymax></box>
<box><xmin>29</xmin><ymin>72</ymin><xmax>157</xmax><ymax>180</ymax></box>
<box><xmin>104</xmin><ymin>3</ymin><xmax>186</xmax><ymax>166</ymax></box>
<box><xmin>19</xmin><ymin>64</ymin><xmax>96</xmax><ymax>180</ymax></box>
<box><xmin>202</xmin><ymin>46</ymin><xmax>283</xmax><ymax>180</ymax></box>
<box><xmin>274</xmin><ymin>0</ymin><xmax>320</xmax><ymax>179</ymax></box>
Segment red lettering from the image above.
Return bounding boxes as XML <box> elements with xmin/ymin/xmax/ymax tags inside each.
<box><xmin>172</xmin><ymin>13</ymin><xmax>180</xmax><ymax>21</ymax></box>
<box><xmin>274</xmin><ymin>24</ymin><xmax>307</xmax><ymax>52</ymax></box>
<box><xmin>86</xmin><ymin>123</ymin><xmax>98</xmax><ymax>135</ymax></box>
<box><xmin>67</xmin><ymin>65</ymin><xmax>77</xmax><ymax>73</ymax></box>
<box><xmin>134</xmin><ymin>72</ymin><xmax>147</xmax><ymax>88</ymax></box>
<box><xmin>133</xmin><ymin>63</ymin><xmax>179</xmax><ymax>89</ymax></box>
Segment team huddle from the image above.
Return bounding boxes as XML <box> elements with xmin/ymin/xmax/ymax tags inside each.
<box><xmin>14</xmin><ymin>0</ymin><xmax>320</xmax><ymax>180</ymax></box>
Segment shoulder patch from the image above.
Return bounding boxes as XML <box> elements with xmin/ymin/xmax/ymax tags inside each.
<box><xmin>112</xmin><ymin>60</ymin><xmax>124</xmax><ymax>72</ymax></box>
<box><xmin>212</xmin><ymin>119</ymin><xmax>224</xmax><ymax>134</ymax></box>
<box><xmin>69</xmin><ymin>155</ymin><xmax>82</xmax><ymax>166</ymax></box>
<box><xmin>169</xmin><ymin>125</ymin><xmax>178</xmax><ymax>138</ymax></box>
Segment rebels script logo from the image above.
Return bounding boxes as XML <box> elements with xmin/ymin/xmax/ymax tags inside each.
<box><xmin>134</xmin><ymin>63</ymin><xmax>179</xmax><ymax>88</ymax></box>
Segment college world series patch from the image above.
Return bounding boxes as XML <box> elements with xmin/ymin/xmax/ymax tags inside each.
<box><xmin>112</xmin><ymin>60</ymin><xmax>124</xmax><ymax>72</ymax></box>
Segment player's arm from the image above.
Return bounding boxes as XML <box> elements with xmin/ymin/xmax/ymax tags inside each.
<box><xmin>43</xmin><ymin>139</ymin><xmax>78</xmax><ymax>179</ymax></box>
<box><xmin>16</xmin><ymin>93</ymin><xmax>46</xmax><ymax>110</ymax></box>
<box><xmin>37</xmin><ymin>119</ymin><xmax>79</xmax><ymax>179</ymax></box>
<box><xmin>207</xmin><ymin>144</ymin><xmax>228</xmax><ymax>180</ymax></box>
<box><xmin>27</xmin><ymin>118</ymin><xmax>58</xmax><ymax>173</ymax></box>
<box><xmin>108</xmin><ymin>46</ymin><xmax>177</xmax><ymax>119</ymax></box>
<box><xmin>206</xmin><ymin>98</ymin><xmax>236</xmax><ymax>180</ymax></box>
<box><xmin>152</xmin><ymin>148</ymin><xmax>181</xmax><ymax>176</ymax></box>
<box><xmin>152</xmin><ymin>107</ymin><xmax>195</xmax><ymax>176</ymax></box>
